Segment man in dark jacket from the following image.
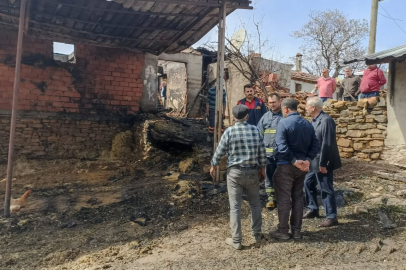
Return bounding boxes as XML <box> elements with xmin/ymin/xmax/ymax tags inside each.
<box><xmin>270</xmin><ymin>98</ymin><xmax>320</xmax><ymax>240</ymax></box>
<box><xmin>237</xmin><ymin>84</ymin><xmax>267</xmax><ymax>126</ymax></box>
<box><xmin>304</xmin><ymin>97</ymin><xmax>342</xmax><ymax>227</ymax></box>
<box><xmin>338</xmin><ymin>67</ymin><xmax>361</xmax><ymax>101</ymax></box>
<box><xmin>257</xmin><ymin>93</ymin><xmax>283</xmax><ymax>209</ymax></box>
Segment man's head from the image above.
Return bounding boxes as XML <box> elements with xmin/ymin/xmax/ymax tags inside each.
<box><xmin>321</xmin><ymin>68</ymin><xmax>329</xmax><ymax>78</ymax></box>
<box><xmin>268</xmin><ymin>93</ymin><xmax>281</xmax><ymax>113</ymax></box>
<box><xmin>243</xmin><ymin>84</ymin><xmax>254</xmax><ymax>100</ymax></box>
<box><xmin>306</xmin><ymin>97</ymin><xmax>324</xmax><ymax>118</ymax></box>
<box><xmin>367</xmin><ymin>64</ymin><xmax>377</xmax><ymax>70</ymax></box>
<box><xmin>281</xmin><ymin>98</ymin><xmax>298</xmax><ymax>118</ymax></box>
<box><xmin>344</xmin><ymin>67</ymin><xmax>353</xmax><ymax>77</ymax></box>
<box><xmin>232</xmin><ymin>104</ymin><xmax>249</xmax><ymax>122</ymax></box>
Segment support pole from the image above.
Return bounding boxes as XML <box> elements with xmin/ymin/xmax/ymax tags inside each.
<box><xmin>368</xmin><ymin>0</ymin><xmax>379</xmax><ymax>54</ymax></box>
<box><xmin>213</xmin><ymin>2</ymin><xmax>226</xmax><ymax>184</ymax></box>
<box><xmin>4</xmin><ymin>0</ymin><xmax>27</xmax><ymax>218</ymax></box>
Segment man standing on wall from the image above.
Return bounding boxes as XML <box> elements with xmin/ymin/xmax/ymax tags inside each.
<box><xmin>211</xmin><ymin>104</ymin><xmax>266</xmax><ymax>250</ymax></box>
<box><xmin>270</xmin><ymin>98</ymin><xmax>319</xmax><ymax>240</ymax></box>
<box><xmin>206</xmin><ymin>84</ymin><xmax>226</xmax><ymax>142</ymax></box>
<box><xmin>338</xmin><ymin>67</ymin><xmax>361</xmax><ymax>101</ymax></box>
<box><xmin>257</xmin><ymin>93</ymin><xmax>283</xmax><ymax>210</ymax></box>
<box><xmin>237</xmin><ymin>84</ymin><xmax>267</xmax><ymax>126</ymax></box>
<box><xmin>315</xmin><ymin>68</ymin><xmax>336</xmax><ymax>102</ymax></box>
<box><xmin>304</xmin><ymin>97</ymin><xmax>342</xmax><ymax>227</ymax></box>
<box><xmin>359</xmin><ymin>65</ymin><xmax>387</xmax><ymax>99</ymax></box>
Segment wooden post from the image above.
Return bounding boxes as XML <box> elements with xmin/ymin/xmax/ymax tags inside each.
<box><xmin>4</xmin><ymin>0</ymin><xmax>27</xmax><ymax>218</ymax></box>
<box><xmin>213</xmin><ymin>2</ymin><xmax>226</xmax><ymax>184</ymax></box>
<box><xmin>368</xmin><ymin>0</ymin><xmax>379</xmax><ymax>54</ymax></box>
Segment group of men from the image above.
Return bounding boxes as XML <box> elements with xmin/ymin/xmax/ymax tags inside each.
<box><xmin>209</xmin><ymin>84</ymin><xmax>342</xmax><ymax>250</ymax></box>
<box><xmin>314</xmin><ymin>65</ymin><xmax>386</xmax><ymax>102</ymax></box>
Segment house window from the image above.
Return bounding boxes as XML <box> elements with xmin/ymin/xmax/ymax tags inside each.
<box><xmin>53</xmin><ymin>42</ymin><xmax>76</xmax><ymax>63</ymax></box>
<box><xmin>295</xmin><ymin>83</ymin><xmax>302</xmax><ymax>92</ymax></box>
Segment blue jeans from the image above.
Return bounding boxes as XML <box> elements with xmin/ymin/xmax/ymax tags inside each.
<box><xmin>320</xmin><ymin>97</ymin><xmax>329</xmax><ymax>102</ymax></box>
<box><xmin>304</xmin><ymin>171</ymin><xmax>337</xmax><ymax>219</ymax></box>
<box><xmin>359</xmin><ymin>91</ymin><xmax>379</xmax><ymax>99</ymax></box>
<box><xmin>227</xmin><ymin>167</ymin><xmax>262</xmax><ymax>243</ymax></box>
<box><xmin>265</xmin><ymin>156</ymin><xmax>277</xmax><ymax>190</ymax></box>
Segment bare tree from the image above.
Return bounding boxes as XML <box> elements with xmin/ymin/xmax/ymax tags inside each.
<box><xmin>293</xmin><ymin>10</ymin><xmax>369</xmax><ymax>77</ymax></box>
<box><xmin>200</xmin><ymin>4</ymin><xmax>285</xmax><ymax>102</ymax></box>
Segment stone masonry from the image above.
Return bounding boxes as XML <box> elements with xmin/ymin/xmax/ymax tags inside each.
<box><xmin>296</xmin><ymin>95</ymin><xmax>387</xmax><ymax>161</ymax></box>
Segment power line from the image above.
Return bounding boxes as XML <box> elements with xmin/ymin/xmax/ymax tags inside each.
<box><xmin>379</xmin><ymin>3</ymin><xmax>406</xmax><ymax>35</ymax></box>
<box><xmin>378</xmin><ymin>12</ymin><xmax>404</xmax><ymax>21</ymax></box>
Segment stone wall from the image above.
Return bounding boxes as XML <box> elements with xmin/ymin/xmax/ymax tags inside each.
<box><xmin>0</xmin><ymin>111</ymin><xmax>134</xmax><ymax>162</ymax></box>
<box><xmin>297</xmin><ymin>96</ymin><xmax>387</xmax><ymax>161</ymax></box>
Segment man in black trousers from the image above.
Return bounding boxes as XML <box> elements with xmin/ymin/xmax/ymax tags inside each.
<box><xmin>304</xmin><ymin>97</ymin><xmax>342</xmax><ymax>227</ymax></box>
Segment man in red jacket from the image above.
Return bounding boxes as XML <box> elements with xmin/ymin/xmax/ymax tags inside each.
<box><xmin>359</xmin><ymin>65</ymin><xmax>387</xmax><ymax>99</ymax></box>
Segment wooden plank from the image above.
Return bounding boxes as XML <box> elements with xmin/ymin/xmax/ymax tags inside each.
<box><xmin>4</xmin><ymin>0</ymin><xmax>27</xmax><ymax>218</ymax></box>
<box><xmin>213</xmin><ymin>2</ymin><xmax>226</xmax><ymax>184</ymax></box>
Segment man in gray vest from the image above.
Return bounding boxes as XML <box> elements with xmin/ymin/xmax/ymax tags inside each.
<box><xmin>257</xmin><ymin>93</ymin><xmax>283</xmax><ymax>209</ymax></box>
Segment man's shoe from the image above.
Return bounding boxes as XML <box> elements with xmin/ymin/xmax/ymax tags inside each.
<box><xmin>303</xmin><ymin>210</ymin><xmax>320</xmax><ymax>219</ymax></box>
<box><xmin>319</xmin><ymin>218</ymin><xmax>339</xmax><ymax>227</ymax></box>
<box><xmin>266</xmin><ymin>200</ymin><xmax>276</xmax><ymax>210</ymax></box>
<box><xmin>254</xmin><ymin>234</ymin><xmax>262</xmax><ymax>244</ymax></box>
<box><xmin>292</xmin><ymin>230</ymin><xmax>302</xmax><ymax>240</ymax></box>
<box><xmin>225</xmin><ymin>238</ymin><xmax>242</xmax><ymax>250</ymax></box>
<box><xmin>269</xmin><ymin>229</ymin><xmax>290</xmax><ymax>240</ymax></box>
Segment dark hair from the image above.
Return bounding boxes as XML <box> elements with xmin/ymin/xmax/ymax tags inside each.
<box><xmin>269</xmin><ymin>93</ymin><xmax>281</xmax><ymax>101</ymax></box>
<box><xmin>281</xmin><ymin>98</ymin><xmax>298</xmax><ymax>111</ymax></box>
<box><xmin>243</xmin><ymin>84</ymin><xmax>253</xmax><ymax>92</ymax></box>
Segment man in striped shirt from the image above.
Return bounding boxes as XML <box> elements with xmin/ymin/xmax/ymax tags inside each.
<box><xmin>206</xmin><ymin>85</ymin><xmax>226</xmax><ymax>142</ymax></box>
<box><xmin>211</xmin><ymin>104</ymin><xmax>267</xmax><ymax>250</ymax></box>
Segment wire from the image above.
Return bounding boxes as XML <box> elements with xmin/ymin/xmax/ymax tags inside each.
<box><xmin>378</xmin><ymin>12</ymin><xmax>404</xmax><ymax>21</ymax></box>
<box><xmin>379</xmin><ymin>3</ymin><xmax>406</xmax><ymax>35</ymax></box>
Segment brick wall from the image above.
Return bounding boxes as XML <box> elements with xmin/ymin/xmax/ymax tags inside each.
<box><xmin>0</xmin><ymin>111</ymin><xmax>135</xmax><ymax>161</ymax></box>
<box><xmin>0</xmin><ymin>29</ymin><xmax>144</xmax><ymax>115</ymax></box>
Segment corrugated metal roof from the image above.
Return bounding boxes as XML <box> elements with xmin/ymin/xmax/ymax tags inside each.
<box><xmin>344</xmin><ymin>43</ymin><xmax>406</xmax><ymax>65</ymax></box>
<box><xmin>0</xmin><ymin>0</ymin><xmax>252</xmax><ymax>55</ymax></box>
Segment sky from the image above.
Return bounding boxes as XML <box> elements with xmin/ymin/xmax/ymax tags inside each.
<box><xmin>193</xmin><ymin>0</ymin><xmax>406</xmax><ymax>65</ymax></box>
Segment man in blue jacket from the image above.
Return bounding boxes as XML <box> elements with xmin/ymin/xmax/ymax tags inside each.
<box><xmin>270</xmin><ymin>98</ymin><xmax>320</xmax><ymax>240</ymax></box>
<box><xmin>237</xmin><ymin>84</ymin><xmax>267</xmax><ymax>126</ymax></box>
<box><xmin>257</xmin><ymin>93</ymin><xmax>283</xmax><ymax>209</ymax></box>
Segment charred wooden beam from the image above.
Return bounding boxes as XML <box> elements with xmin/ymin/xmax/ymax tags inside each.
<box><xmin>0</xmin><ymin>12</ymin><xmax>172</xmax><ymax>43</ymax></box>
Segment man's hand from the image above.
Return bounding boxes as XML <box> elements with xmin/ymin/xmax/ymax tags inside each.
<box><xmin>295</xmin><ymin>160</ymin><xmax>310</xmax><ymax>172</ymax></box>
<box><xmin>210</xmin><ymin>166</ymin><xmax>217</xmax><ymax>179</ymax></box>
<box><xmin>259</xmin><ymin>167</ymin><xmax>266</xmax><ymax>180</ymax></box>
<box><xmin>319</xmin><ymin>166</ymin><xmax>327</xmax><ymax>174</ymax></box>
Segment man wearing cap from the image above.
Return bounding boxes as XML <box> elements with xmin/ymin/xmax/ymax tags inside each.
<box><xmin>211</xmin><ymin>104</ymin><xmax>267</xmax><ymax>250</ymax></box>
<box><xmin>270</xmin><ymin>98</ymin><xmax>319</xmax><ymax>240</ymax></box>
<box><xmin>257</xmin><ymin>93</ymin><xmax>283</xmax><ymax>210</ymax></box>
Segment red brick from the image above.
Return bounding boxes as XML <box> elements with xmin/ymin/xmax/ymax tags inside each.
<box><xmin>119</xmin><ymin>82</ymin><xmax>129</xmax><ymax>87</ymax></box>
<box><xmin>53</xmin><ymin>102</ymin><xmax>63</xmax><ymax>107</ymax></box>
<box><xmin>38</xmin><ymin>95</ymin><xmax>50</xmax><ymax>101</ymax></box>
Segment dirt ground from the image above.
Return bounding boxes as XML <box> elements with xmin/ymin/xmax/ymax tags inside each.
<box><xmin>1</xmin><ymin>145</ymin><xmax>406</xmax><ymax>269</ymax></box>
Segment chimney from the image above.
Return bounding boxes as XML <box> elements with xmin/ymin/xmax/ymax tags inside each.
<box><xmin>296</xmin><ymin>53</ymin><xmax>302</xmax><ymax>72</ymax></box>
